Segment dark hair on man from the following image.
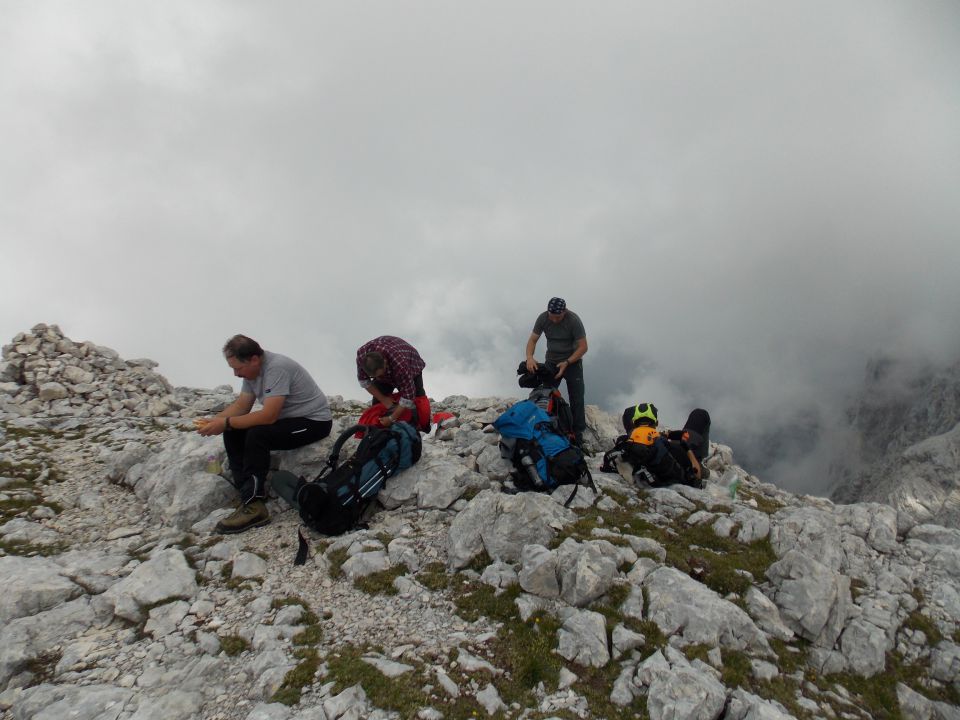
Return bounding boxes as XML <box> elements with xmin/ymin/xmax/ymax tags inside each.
<box><xmin>363</xmin><ymin>351</ymin><xmax>386</xmax><ymax>376</ymax></box>
<box><xmin>223</xmin><ymin>335</ymin><xmax>264</xmax><ymax>361</ymax></box>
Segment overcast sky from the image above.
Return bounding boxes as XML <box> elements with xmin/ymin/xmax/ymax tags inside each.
<box><xmin>3</xmin><ymin>1</ymin><xmax>959</xmax><ymax>493</ymax></box>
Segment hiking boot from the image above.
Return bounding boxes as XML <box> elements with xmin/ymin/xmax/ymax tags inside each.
<box><xmin>215</xmin><ymin>500</ymin><xmax>269</xmax><ymax>535</ymax></box>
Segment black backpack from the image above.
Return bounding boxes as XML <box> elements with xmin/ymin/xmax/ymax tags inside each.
<box><xmin>293</xmin><ymin>422</ymin><xmax>421</xmax><ymax>563</ymax></box>
<box><xmin>516</xmin><ymin>361</ymin><xmax>576</xmax><ymax>442</ymax></box>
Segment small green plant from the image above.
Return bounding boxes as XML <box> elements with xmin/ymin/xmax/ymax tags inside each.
<box><xmin>719</xmin><ymin>650</ymin><xmax>753</xmax><ymax>688</ymax></box>
<box><xmin>490</xmin><ymin>613</ymin><xmax>563</xmax><ymax>691</ymax></box>
<box><xmin>24</xmin><ymin>650</ymin><xmax>62</xmax><ymax>686</ymax></box>
<box><xmin>272</xmin><ymin>648</ymin><xmax>319</xmax><ymax>705</ymax></box>
<box><xmin>736</xmin><ymin>488</ymin><xmax>785</xmax><ymax>515</ymax></box>
<box><xmin>416</xmin><ymin>562</ymin><xmax>451</xmax><ymax>591</ymax></box>
<box><xmin>327</xmin><ymin>646</ymin><xmax>431</xmax><ymax>717</ymax></box>
<box><xmin>220</xmin><ymin>635</ymin><xmax>249</xmax><ymax>656</ymax></box>
<box><xmin>683</xmin><ymin>643</ymin><xmax>712</xmax><ymax>663</ymax></box>
<box><xmin>622</xmin><ymin>617</ymin><xmax>666</xmax><ymax>660</ymax></box>
<box><xmin>0</xmin><ymin>537</ymin><xmax>68</xmax><ymax>557</ymax></box>
<box><xmin>325</xmin><ymin>547</ymin><xmax>349</xmax><ymax>577</ymax></box>
<box><xmin>574</xmin><ymin>663</ymin><xmax>650</xmax><ymax>720</ymax></box>
<box><xmin>769</xmin><ymin>638</ymin><xmax>810</xmax><ymax>675</ymax></box>
<box><xmin>271</xmin><ymin>596</ymin><xmax>319</xmax><ymax>625</ymax></box>
<box><xmin>354</xmin><ymin>566</ymin><xmax>407</xmax><ymax>596</ymax></box>
<box><xmin>452</xmin><ymin>579</ymin><xmax>521</xmax><ymax>623</ymax></box>
<box><xmin>292</xmin><ymin>624</ymin><xmax>323</xmax><ymax>646</ymax></box>
<box><xmin>589</xmin><ymin>583</ymin><xmax>632</xmax><ymax>632</ymax></box>
<box><xmin>902</xmin><ymin>610</ymin><xmax>943</xmax><ymax>645</ymax></box>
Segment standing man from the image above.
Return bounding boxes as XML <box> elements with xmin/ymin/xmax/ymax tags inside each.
<box><xmin>197</xmin><ymin>335</ymin><xmax>333</xmax><ymax>534</ymax></box>
<box><xmin>525</xmin><ymin>297</ymin><xmax>589</xmax><ymax>445</ymax></box>
<box><xmin>356</xmin><ymin>336</ymin><xmax>426</xmax><ymax>428</ymax></box>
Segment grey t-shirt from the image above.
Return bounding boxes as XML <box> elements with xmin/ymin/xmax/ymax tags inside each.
<box><xmin>240</xmin><ymin>351</ymin><xmax>332</xmax><ymax>422</ymax></box>
<box><xmin>532</xmin><ymin>310</ymin><xmax>586</xmax><ymax>364</ymax></box>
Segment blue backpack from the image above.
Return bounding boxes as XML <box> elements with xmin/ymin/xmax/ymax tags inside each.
<box><xmin>493</xmin><ymin>400</ymin><xmax>594</xmax><ymax>507</ymax></box>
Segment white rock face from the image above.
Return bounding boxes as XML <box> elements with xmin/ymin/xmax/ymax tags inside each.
<box><xmin>3</xmin><ymin>325</ymin><xmax>960</xmax><ymax>720</ymax></box>
<box><xmin>556</xmin><ymin>609</ymin><xmax>609</xmax><ymax>667</ymax></box>
<box><xmin>766</xmin><ymin>549</ymin><xmax>851</xmax><ymax>648</ymax></box>
<box><xmin>0</xmin><ymin>556</ymin><xmax>81</xmax><ymax>625</ymax></box>
<box><xmin>446</xmin><ymin>489</ymin><xmax>576</xmax><ymax>569</ymax></box>
<box><xmin>102</xmin><ymin>548</ymin><xmax>198</xmax><ymax>622</ymax></box>
<box><xmin>643</xmin><ymin>567</ymin><xmax>772</xmax><ymax>654</ymax></box>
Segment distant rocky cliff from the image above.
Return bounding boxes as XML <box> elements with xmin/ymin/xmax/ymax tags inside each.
<box><xmin>831</xmin><ymin>356</ymin><xmax>960</xmax><ymax>530</ymax></box>
<box><xmin>1</xmin><ymin>325</ymin><xmax>959</xmax><ymax>720</ymax></box>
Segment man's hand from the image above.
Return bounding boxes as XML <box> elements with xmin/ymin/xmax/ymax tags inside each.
<box><xmin>525</xmin><ymin>357</ymin><xmax>539</xmax><ymax>373</ymax></box>
<box><xmin>379</xmin><ymin>416</ymin><xmax>395</xmax><ymax>427</ymax></box>
<box><xmin>554</xmin><ymin>361</ymin><xmax>569</xmax><ymax>379</ymax></box>
<box><xmin>196</xmin><ymin>417</ymin><xmax>227</xmax><ymax>436</ymax></box>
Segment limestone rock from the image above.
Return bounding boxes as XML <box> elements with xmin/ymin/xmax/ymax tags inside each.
<box><xmin>765</xmin><ymin>549</ymin><xmax>850</xmax><ymax>647</ymax></box>
<box><xmin>102</xmin><ymin>548</ymin><xmax>198</xmax><ymax>622</ymax></box>
<box><xmin>556</xmin><ymin>608</ymin><xmax>610</xmax><ymax>667</ymax></box>
<box><xmin>0</xmin><ymin>556</ymin><xmax>81</xmax><ymax>626</ymax></box>
<box><xmin>644</xmin><ymin>567</ymin><xmax>772</xmax><ymax>654</ymax></box>
<box><xmin>446</xmin><ymin>489</ymin><xmax>576</xmax><ymax>569</ymax></box>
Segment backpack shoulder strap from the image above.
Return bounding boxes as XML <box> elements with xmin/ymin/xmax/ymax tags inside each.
<box><xmin>328</xmin><ymin>424</ymin><xmax>366</xmax><ymax>468</ymax></box>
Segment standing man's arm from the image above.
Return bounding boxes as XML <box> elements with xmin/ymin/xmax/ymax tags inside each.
<box><xmin>525</xmin><ymin>332</ymin><xmax>541</xmax><ymax>372</ymax></box>
<box><xmin>554</xmin><ymin>337</ymin><xmax>588</xmax><ymax>378</ymax></box>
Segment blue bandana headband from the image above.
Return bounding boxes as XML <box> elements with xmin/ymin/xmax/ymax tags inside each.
<box><xmin>548</xmin><ymin>297</ymin><xmax>566</xmax><ymax>313</ymax></box>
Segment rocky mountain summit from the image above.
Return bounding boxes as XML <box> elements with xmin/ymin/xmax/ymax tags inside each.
<box><xmin>831</xmin><ymin>356</ymin><xmax>960</xmax><ymax>531</ymax></box>
<box><xmin>1</xmin><ymin>324</ymin><xmax>959</xmax><ymax>720</ymax></box>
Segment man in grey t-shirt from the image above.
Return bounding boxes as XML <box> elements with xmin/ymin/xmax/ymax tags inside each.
<box><xmin>197</xmin><ymin>334</ymin><xmax>332</xmax><ymax>534</ymax></box>
<box><xmin>525</xmin><ymin>297</ymin><xmax>589</xmax><ymax>445</ymax></box>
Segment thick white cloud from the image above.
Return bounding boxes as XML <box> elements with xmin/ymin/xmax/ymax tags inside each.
<box><xmin>2</xmin><ymin>1</ymin><xmax>959</xmax><ymax>491</ymax></box>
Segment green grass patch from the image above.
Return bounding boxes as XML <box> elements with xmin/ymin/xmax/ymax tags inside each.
<box><xmin>219</xmin><ymin>635</ymin><xmax>249</xmax><ymax>656</ymax></box>
<box><xmin>656</xmin><ymin>523</ymin><xmax>776</xmax><ymax>599</ymax></box>
<box><xmin>902</xmin><ymin>610</ymin><xmax>943</xmax><ymax>645</ymax></box>
<box><xmin>719</xmin><ymin>650</ymin><xmax>753</xmax><ymax>687</ymax></box>
<box><xmin>0</xmin><ymin>495</ymin><xmax>42</xmax><ymax>523</ymax></box>
<box><xmin>736</xmin><ymin>487</ymin><xmax>784</xmax><ymax>515</ymax></box>
<box><xmin>769</xmin><ymin>638</ymin><xmax>810</xmax><ymax>675</ymax></box>
<box><xmin>820</xmin><ymin>651</ymin><xmax>960</xmax><ymax>720</ymax></box>
<box><xmin>272</xmin><ymin>648</ymin><xmax>320</xmax><ymax>706</ymax></box>
<box><xmin>0</xmin><ymin>537</ymin><xmax>68</xmax><ymax>557</ymax></box>
<box><xmin>452</xmin><ymin>579</ymin><xmax>521</xmax><ymax>624</ymax></box>
<box><xmin>464</xmin><ymin>549</ymin><xmax>494</xmax><ymax>574</ymax></box>
<box><xmin>489</xmin><ymin>613</ymin><xmax>564</xmax><ymax>694</ymax></box>
<box><xmin>416</xmin><ymin>562</ymin><xmax>451</xmax><ymax>591</ymax></box>
<box><xmin>683</xmin><ymin>643</ymin><xmax>713</xmax><ymax>663</ymax></box>
<box><xmin>589</xmin><ymin>583</ymin><xmax>632</xmax><ymax>632</ymax></box>
<box><xmin>292</xmin><ymin>624</ymin><xmax>324</xmax><ymax>646</ymax></box>
<box><xmin>327</xmin><ymin>646</ymin><xmax>431</xmax><ymax>718</ymax></box>
<box><xmin>24</xmin><ymin>650</ymin><xmax>62</xmax><ymax>687</ymax></box>
<box><xmin>354</xmin><ymin>566</ymin><xmax>407</xmax><ymax>596</ymax></box>
<box><xmin>325</xmin><ymin>547</ymin><xmax>349</xmax><ymax>577</ymax></box>
<box><xmin>271</xmin><ymin>596</ymin><xmax>319</xmax><ymax>625</ymax></box>
<box><xmin>573</xmin><ymin>663</ymin><xmax>649</xmax><ymax>720</ymax></box>
<box><xmin>621</xmin><ymin>618</ymin><xmax>666</xmax><ymax>660</ymax></box>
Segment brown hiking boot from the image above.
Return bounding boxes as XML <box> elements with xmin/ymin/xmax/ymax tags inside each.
<box><xmin>215</xmin><ymin>500</ymin><xmax>269</xmax><ymax>535</ymax></box>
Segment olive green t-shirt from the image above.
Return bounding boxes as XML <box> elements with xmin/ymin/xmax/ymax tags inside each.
<box><xmin>532</xmin><ymin>310</ymin><xmax>586</xmax><ymax>364</ymax></box>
